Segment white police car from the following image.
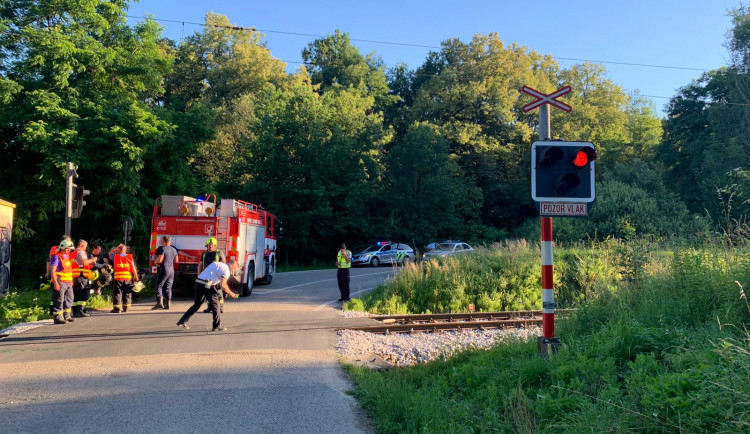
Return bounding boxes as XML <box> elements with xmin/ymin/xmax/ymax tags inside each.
<box><xmin>351</xmin><ymin>241</ymin><xmax>416</xmax><ymax>267</ymax></box>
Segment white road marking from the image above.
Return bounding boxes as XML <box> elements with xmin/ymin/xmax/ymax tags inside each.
<box><xmin>253</xmin><ymin>271</ymin><xmax>394</xmax><ymax>295</ymax></box>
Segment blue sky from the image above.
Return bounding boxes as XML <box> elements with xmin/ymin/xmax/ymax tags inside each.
<box><xmin>126</xmin><ymin>0</ymin><xmax>740</xmax><ymax>117</ymax></box>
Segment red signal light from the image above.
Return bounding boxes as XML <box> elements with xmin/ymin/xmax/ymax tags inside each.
<box><xmin>573</xmin><ymin>151</ymin><xmax>588</xmax><ymax>167</ymax></box>
<box><xmin>572</xmin><ymin>148</ymin><xmax>596</xmax><ymax>168</ymax></box>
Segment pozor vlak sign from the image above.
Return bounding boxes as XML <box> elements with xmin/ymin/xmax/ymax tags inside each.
<box><xmin>531</xmin><ymin>141</ymin><xmax>596</xmax><ymax>217</ymax></box>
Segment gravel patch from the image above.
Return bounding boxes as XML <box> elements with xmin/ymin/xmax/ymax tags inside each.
<box><xmin>0</xmin><ymin>319</ymin><xmax>53</xmax><ymax>336</ymax></box>
<box><xmin>336</xmin><ymin>323</ymin><xmax>541</xmax><ymax>368</ymax></box>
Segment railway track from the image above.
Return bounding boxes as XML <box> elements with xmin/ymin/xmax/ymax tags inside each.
<box><xmin>341</xmin><ymin>310</ymin><xmax>544</xmax><ymax>334</ymax></box>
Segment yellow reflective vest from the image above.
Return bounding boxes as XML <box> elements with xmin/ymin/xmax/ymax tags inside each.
<box><xmin>337</xmin><ymin>250</ymin><xmax>351</xmax><ymax>269</ymax></box>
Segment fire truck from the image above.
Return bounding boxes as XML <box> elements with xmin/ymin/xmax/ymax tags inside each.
<box><xmin>148</xmin><ymin>195</ymin><xmax>279</xmax><ymax>296</ymax></box>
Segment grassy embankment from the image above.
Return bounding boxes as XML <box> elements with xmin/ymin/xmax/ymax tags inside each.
<box><xmin>344</xmin><ymin>240</ymin><xmax>750</xmax><ymax>433</ymax></box>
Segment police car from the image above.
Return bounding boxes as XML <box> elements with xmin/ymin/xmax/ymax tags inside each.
<box><xmin>351</xmin><ymin>241</ymin><xmax>416</xmax><ymax>267</ymax></box>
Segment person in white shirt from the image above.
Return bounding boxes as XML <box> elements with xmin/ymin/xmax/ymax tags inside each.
<box><xmin>176</xmin><ymin>259</ymin><xmax>239</xmax><ymax>332</ymax></box>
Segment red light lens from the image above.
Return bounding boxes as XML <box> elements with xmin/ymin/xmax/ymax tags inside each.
<box><xmin>573</xmin><ymin>151</ymin><xmax>589</xmax><ymax>167</ymax></box>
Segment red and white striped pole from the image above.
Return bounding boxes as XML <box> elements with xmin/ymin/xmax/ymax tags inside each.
<box><xmin>541</xmin><ymin>216</ymin><xmax>555</xmax><ymax>338</ymax></box>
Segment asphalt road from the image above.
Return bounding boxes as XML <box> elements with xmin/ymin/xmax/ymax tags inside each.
<box><xmin>0</xmin><ymin>267</ymin><xmax>397</xmax><ymax>434</ymax></box>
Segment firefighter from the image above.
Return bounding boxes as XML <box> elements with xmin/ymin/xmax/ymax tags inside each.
<box><xmin>152</xmin><ymin>235</ymin><xmax>178</xmax><ymax>310</ymax></box>
<box><xmin>72</xmin><ymin>239</ymin><xmax>96</xmax><ymax>318</ymax></box>
<box><xmin>336</xmin><ymin>243</ymin><xmax>352</xmax><ymax>303</ymax></box>
<box><xmin>50</xmin><ymin>239</ymin><xmax>76</xmax><ymax>324</ymax></box>
<box><xmin>111</xmin><ymin>244</ymin><xmax>139</xmax><ymax>313</ymax></box>
<box><xmin>198</xmin><ymin>237</ymin><xmax>226</xmax><ymax>314</ymax></box>
<box><xmin>176</xmin><ymin>259</ymin><xmax>240</xmax><ymax>331</ymax></box>
<box><xmin>47</xmin><ymin>235</ymin><xmax>71</xmax><ymax>315</ymax></box>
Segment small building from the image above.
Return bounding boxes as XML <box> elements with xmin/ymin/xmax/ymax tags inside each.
<box><xmin>0</xmin><ymin>198</ymin><xmax>16</xmax><ymax>296</ymax></box>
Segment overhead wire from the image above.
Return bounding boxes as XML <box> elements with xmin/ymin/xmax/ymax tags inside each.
<box><xmin>123</xmin><ymin>15</ymin><xmax>713</xmax><ymax>72</ymax></box>
<box><xmin>1</xmin><ymin>16</ymin><xmax>741</xmax><ymax>106</ymax></box>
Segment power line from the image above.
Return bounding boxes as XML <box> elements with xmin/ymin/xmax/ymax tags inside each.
<box><xmin>124</xmin><ymin>15</ymin><xmax>713</xmax><ymax>73</ymax></box>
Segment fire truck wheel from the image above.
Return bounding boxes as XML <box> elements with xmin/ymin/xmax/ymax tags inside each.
<box><xmin>242</xmin><ymin>280</ymin><xmax>253</xmax><ymax>297</ymax></box>
<box><xmin>259</xmin><ymin>274</ymin><xmax>273</xmax><ymax>285</ymax></box>
<box><xmin>370</xmin><ymin>257</ymin><xmax>380</xmax><ymax>267</ymax></box>
<box><xmin>242</xmin><ymin>264</ymin><xmax>254</xmax><ymax>297</ymax></box>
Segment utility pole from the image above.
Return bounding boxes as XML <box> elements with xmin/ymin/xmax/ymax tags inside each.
<box><xmin>537</xmin><ymin>105</ymin><xmax>560</xmax><ymax>356</ymax></box>
<box><xmin>65</xmin><ymin>162</ymin><xmax>76</xmax><ymax>237</ymax></box>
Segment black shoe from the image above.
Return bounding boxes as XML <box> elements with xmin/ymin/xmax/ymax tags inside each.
<box><xmin>212</xmin><ymin>326</ymin><xmax>227</xmax><ymax>332</ymax></box>
<box><xmin>64</xmin><ymin>315</ymin><xmax>75</xmax><ymax>323</ymax></box>
<box><xmin>110</xmin><ymin>308</ymin><xmax>120</xmax><ymax>313</ymax></box>
<box><xmin>202</xmin><ymin>308</ymin><xmax>212</xmax><ymax>313</ymax></box>
<box><xmin>122</xmin><ymin>307</ymin><xmax>128</xmax><ymax>313</ymax></box>
<box><xmin>337</xmin><ymin>298</ymin><xmax>344</xmax><ymax>302</ymax></box>
<box><xmin>177</xmin><ymin>323</ymin><xmax>190</xmax><ymax>330</ymax></box>
<box><xmin>151</xmin><ymin>304</ymin><xmax>163</xmax><ymax>310</ymax></box>
<box><xmin>164</xmin><ymin>299</ymin><xmax>170</xmax><ymax>310</ymax></box>
<box><xmin>343</xmin><ymin>299</ymin><xmax>351</xmax><ymax>302</ymax></box>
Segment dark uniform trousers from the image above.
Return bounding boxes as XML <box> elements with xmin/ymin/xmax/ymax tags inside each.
<box><xmin>155</xmin><ymin>269</ymin><xmax>174</xmax><ymax>300</ymax></box>
<box><xmin>52</xmin><ymin>282</ymin><xmax>74</xmax><ymax>316</ymax></box>
<box><xmin>337</xmin><ymin>268</ymin><xmax>350</xmax><ymax>300</ymax></box>
<box><xmin>178</xmin><ymin>282</ymin><xmax>222</xmax><ymax>330</ymax></box>
<box><xmin>73</xmin><ymin>275</ymin><xmax>91</xmax><ymax>308</ymax></box>
<box><xmin>113</xmin><ymin>281</ymin><xmax>133</xmax><ymax>310</ymax></box>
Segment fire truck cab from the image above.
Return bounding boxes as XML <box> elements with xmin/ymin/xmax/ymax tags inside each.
<box><xmin>149</xmin><ymin>195</ymin><xmax>278</xmax><ymax>296</ymax></box>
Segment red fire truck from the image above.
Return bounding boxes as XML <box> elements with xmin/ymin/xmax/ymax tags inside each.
<box><xmin>148</xmin><ymin>195</ymin><xmax>279</xmax><ymax>296</ymax></box>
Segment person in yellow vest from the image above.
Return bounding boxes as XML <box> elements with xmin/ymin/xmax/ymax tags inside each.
<box><xmin>336</xmin><ymin>243</ymin><xmax>352</xmax><ymax>302</ymax></box>
<box><xmin>50</xmin><ymin>239</ymin><xmax>76</xmax><ymax>324</ymax></box>
<box><xmin>72</xmin><ymin>239</ymin><xmax>96</xmax><ymax>317</ymax></box>
<box><xmin>111</xmin><ymin>244</ymin><xmax>139</xmax><ymax>313</ymax></box>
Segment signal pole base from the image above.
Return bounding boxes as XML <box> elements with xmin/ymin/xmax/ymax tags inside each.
<box><xmin>537</xmin><ymin>336</ymin><xmax>562</xmax><ymax>358</ymax></box>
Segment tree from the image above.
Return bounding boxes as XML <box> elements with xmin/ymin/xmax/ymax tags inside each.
<box><xmin>0</xmin><ymin>0</ymin><xmax>175</xmax><ymax>279</ymax></box>
<box><xmin>237</xmin><ymin>75</ymin><xmax>392</xmax><ymax>260</ymax></box>
<box><xmin>165</xmin><ymin>13</ymin><xmax>290</xmax><ymax>186</ymax></box>
<box><xmin>381</xmin><ymin>122</ymin><xmax>465</xmax><ymax>246</ymax></box>
<box><xmin>302</xmin><ymin>30</ymin><xmax>396</xmax><ymax>111</ymax></box>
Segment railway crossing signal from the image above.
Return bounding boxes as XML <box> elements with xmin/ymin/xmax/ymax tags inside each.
<box><xmin>531</xmin><ymin>141</ymin><xmax>596</xmax><ymax>216</ymax></box>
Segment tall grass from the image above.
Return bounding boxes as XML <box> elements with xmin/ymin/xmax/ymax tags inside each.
<box><xmin>350</xmin><ymin>240</ymin><xmax>622</xmax><ymax>314</ymax></box>
<box><xmin>345</xmin><ymin>241</ymin><xmax>750</xmax><ymax>433</ymax></box>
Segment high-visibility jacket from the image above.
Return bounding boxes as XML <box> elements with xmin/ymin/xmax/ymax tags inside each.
<box><xmin>71</xmin><ymin>248</ymin><xmax>94</xmax><ymax>279</ymax></box>
<box><xmin>337</xmin><ymin>250</ymin><xmax>352</xmax><ymax>269</ymax></box>
<box><xmin>54</xmin><ymin>253</ymin><xmax>74</xmax><ymax>283</ymax></box>
<box><xmin>114</xmin><ymin>254</ymin><xmax>137</xmax><ymax>281</ymax></box>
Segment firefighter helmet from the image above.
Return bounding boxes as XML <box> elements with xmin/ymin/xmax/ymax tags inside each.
<box><xmin>58</xmin><ymin>239</ymin><xmax>74</xmax><ymax>250</ymax></box>
<box><xmin>206</xmin><ymin>237</ymin><xmax>217</xmax><ymax>247</ymax></box>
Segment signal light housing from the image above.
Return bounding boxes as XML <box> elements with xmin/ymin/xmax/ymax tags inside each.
<box><xmin>531</xmin><ymin>141</ymin><xmax>596</xmax><ymax>203</ymax></box>
<box><xmin>71</xmin><ymin>185</ymin><xmax>90</xmax><ymax>218</ymax></box>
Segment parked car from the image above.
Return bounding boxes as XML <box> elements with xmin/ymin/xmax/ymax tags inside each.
<box><xmin>351</xmin><ymin>241</ymin><xmax>416</xmax><ymax>267</ymax></box>
<box><xmin>422</xmin><ymin>241</ymin><xmax>475</xmax><ymax>260</ymax></box>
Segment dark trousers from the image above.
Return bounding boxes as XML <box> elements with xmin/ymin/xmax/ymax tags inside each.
<box><xmin>113</xmin><ymin>280</ymin><xmax>133</xmax><ymax>309</ymax></box>
<box><xmin>178</xmin><ymin>282</ymin><xmax>221</xmax><ymax>330</ymax></box>
<box><xmin>52</xmin><ymin>282</ymin><xmax>74</xmax><ymax>316</ymax></box>
<box><xmin>337</xmin><ymin>268</ymin><xmax>350</xmax><ymax>300</ymax></box>
<box><xmin>73</xmin><ymin>276</ymin><xmax>90</xmax><ymax>307</ymax></box>
<box><xmin>155</xmin><ymin>270</ymin><xmax>174</xmax><ymax>299</ymax></box>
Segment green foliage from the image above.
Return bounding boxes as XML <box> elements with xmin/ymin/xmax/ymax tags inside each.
<box><xmin>237</xmin><ymin>77</ymin><xmax>392</xmax><ymax>258</ymax></box>
<box><xmin>0</xmin><ymin>289</ymin><xmax>49</xmax><ymax>328</ymax></box>
<box><xmin>553</xmin><ymin>162</ymin><xmax>710</xmax><ymax>242</ymax></box>
<box><xmin>345</xmin><ymin>243</ymin><xmax>750</xmax><ymax>433</ymax></box>
<box><xmin>352</xmin><ymin>241</ymin><xmax>619</xmax><ymax>314</ymax></box>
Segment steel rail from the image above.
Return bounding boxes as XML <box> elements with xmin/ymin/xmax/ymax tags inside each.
<box><xmin>342</xmin><ymin>317</ymin><xmax>542</xmax><ymax>334</ymax></box>
<box><xmin>370</xmin><ymin>310</ymin><xmax>543</xmax><ymax>324</ymax></box>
